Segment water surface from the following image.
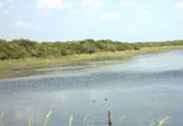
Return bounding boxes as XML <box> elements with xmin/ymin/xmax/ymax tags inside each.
<box><xmin>0</xmin><ymin>50</ymin><xmax>183</xmax><ymax>126</ymax></box>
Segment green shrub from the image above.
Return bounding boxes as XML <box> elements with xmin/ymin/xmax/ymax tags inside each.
<box><xmin>0</xmin><ymin>39</ymin><xmax>182</xmax><ymax>60</ymax></box>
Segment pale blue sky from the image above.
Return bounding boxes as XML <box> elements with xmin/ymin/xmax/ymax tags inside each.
<box><xmin>0</xmin><ymin>0</ymin><xmax>183</xmax><ymax>42</ymax></box>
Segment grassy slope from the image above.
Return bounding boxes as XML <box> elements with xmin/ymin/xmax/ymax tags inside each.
<box><xmin>0</xmin><ymin>45</ymin><xmax>183</xmax><ymax>79</ymax></box>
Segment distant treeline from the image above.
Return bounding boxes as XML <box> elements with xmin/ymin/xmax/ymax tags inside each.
<box><xmin>0</xmin><ymin>39</ymin><xmax>183</xmax><ymax>60</ymax></box>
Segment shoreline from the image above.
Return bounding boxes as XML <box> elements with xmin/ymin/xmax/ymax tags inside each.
<box><xmin>0</xmin><ymin>45</ymin><xmax>183</xmax><ymax>79</ymax></box>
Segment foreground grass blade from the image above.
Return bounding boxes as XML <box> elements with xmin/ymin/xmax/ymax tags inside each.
<box><xmin>28</xmin><ymin>117</ymin><xmax>32</xmax><ymax>126</ymax></box>
<box><xmin>82</xmin><ymin>114</ymin><xmax>89</xmax><ymax>126</ymax></box>
<box><xmin>69</xmin><ymin>114</ymin><xmax>74</xmax><ymax>126</ymax></box>
<box><xmin>43</xmin><ymin>110</ymin><xmax>53</xmax><ymax>126</ymax></box>
<box><xmin>153</xmin><ymin>116</ymin><xmax>169</xmax><ymax>126</ymax></box>
<box><xmin>0</xmin><ymin>112</ymin><xmax>4</xmax><ymax>126</ymax></box>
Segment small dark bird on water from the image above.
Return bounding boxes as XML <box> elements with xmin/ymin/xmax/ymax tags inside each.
<box><xmin>91</xmin><ymin>99</ymin><xmax>96</xmax><ymax>104</ymax></box>
<box><xmin>104</xmin><ymin>98</ymin><xmax>108</xmax><ymax>102</ymax></box>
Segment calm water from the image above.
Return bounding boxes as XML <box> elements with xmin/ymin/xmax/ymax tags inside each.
<box><xmin>0</xmin><ymin>50</ymin><xmax>183</xmax><ymax>126</ymax></box>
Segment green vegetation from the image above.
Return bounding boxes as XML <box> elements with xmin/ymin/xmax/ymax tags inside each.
<box><xmin>0</xmin><ymin>39</ymin><xmax>183</xmax><ymax>78</ymax></box>
<box><xmin>1</xmin><ymin>39</ymin><xmax>183</xmax><ymax>60</ymax></box>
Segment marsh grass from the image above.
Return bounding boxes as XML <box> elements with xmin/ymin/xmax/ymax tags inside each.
<box><xmin>43</xmin><ymin>111</ymin><xmax>53</xmax><ymax>126</ymax></box>
<box><xmin>0</xmin><ymin>111</ymin><xmax>170</xmax><ymax>126</ymax></box>
<box><xmin>28</xmin><ymin>117</ymin><xmax>32</xmax><ymax>126</ymax></box>
<box><xmin>82</xmin><ymin>114</ymin><xmax>89</xmax><ymax>126</ymax></box>
<box><xmin>152</xmin><ymin>117</ymin><xmax>169</xmax><ymax>126</ymax></box>
<box><xmin>68</xmin><ymin>114</ymin><xmax>74</xmax><ymax>126</ymax></box>
<box><xmin>0</xmin><ymin>112</ymin><xmax>4</xmax><ymax>126</ymax></box>
<box><xmin>0</xmin><ymin>45</ymin><xmax>183</xmax><ymax>79</ymax></box>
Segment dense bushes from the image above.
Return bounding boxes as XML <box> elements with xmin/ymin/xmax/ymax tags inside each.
<box><xmin>0</xmin><ymin>39</ymin><xmax>183</xmax><ymax>60</ymax></box>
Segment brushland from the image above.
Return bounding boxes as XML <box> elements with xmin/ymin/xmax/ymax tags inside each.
<box><xmin>0</xmin><ymin>39</ymin><xmax>183</xmax><ymax>78</ymax></box>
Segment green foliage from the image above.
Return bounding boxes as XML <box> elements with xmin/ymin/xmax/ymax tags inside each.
<box><xmin>0</xmin><ymin>38</ymin><xmax>183</xmax><ymax>60</ymax></box>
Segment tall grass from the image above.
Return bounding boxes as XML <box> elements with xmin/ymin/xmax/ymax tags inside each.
<box><xmin>0</xmin><ymin>112</ymin><xmax>5</xmax><ymax>126</ymax></box>
<box><xmin>28</xmin><ymin>117</ymin><xmax>32</xmax><ymax>126</ymax></box>
<box><xmin>68</xmin><ymin>114</ymin><xmax>74</xmax><ymax>126</ymax></box>
<box><xmin>152</xmin><ymin>117</ymin><xmax>169</xmax><ymax>126</ymax></box>
<box><xmin>0</xmin><ymin>111</ymin><xmax>171</xmax><ymax>126</ymax></box>
<box><xmin>43</xmin><ymin>110</ymin><xmax>53</xmax><ymax>126</ymax></box>
<box><xmin>82</xmin><ymin>114</ymin><xmax>89</xmax><ymax>126</ymax></box>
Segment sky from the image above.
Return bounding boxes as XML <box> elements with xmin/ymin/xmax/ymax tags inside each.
<box><xmin>0</xmin><ymin>0</ymin><xmax>183</xmax><ymax>42</ymax></box>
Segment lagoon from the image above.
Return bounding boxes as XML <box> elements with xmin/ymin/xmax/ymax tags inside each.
<box><xmin>0</xmin><ymin>50</ymin><xmax>183</xmax><ymax>126</ymax></box>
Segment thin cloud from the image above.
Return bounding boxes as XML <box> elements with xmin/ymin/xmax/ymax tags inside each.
<box><xmin>81</xmin><ymin>0</ymin><xmax>103</xmax><ymax>8</ymax></box>
<box><xmin>2</xmin><ymin>10</ymin><xmax>9</xmax><ymax>15</ymax></box>
<box><xmin>99</xmin><ymin>11</ymin><xmax>121</xmax><ymax>21</ymax></box>
<box><xmin>0</xmin><ymin>2</ymin><xmax>3</xmax><ymax>8</ymax></box>
<box><xmin>120</xmin><ymin>0</ymin><xmax>137</xmax><ymax>7</ymax></box>
<box><xmin>6</xmin><ymin>0</ymin><xmax>14</xmax><ymax>4</ymax></box>
<box><xmin>37</xmin><ymin>0</ymin><xmax>65</xmax><ymax>9</ymax></box>
<box><xmin>36</xmin><ymin>0</ymin><xmax>104</xmax><ymax>10</ymax></box>
<box><xmin>15</xmin><ymin>20</ymin><xmax>40</xmax><ymax>31</ymax></box>
<box><xmin>0</xmin><ymin>0</ymin><xmax>14</xmax><ymax>10</ymax></box>
<box><xmin>0</xmin><ymin>0</ymin><xmax>14</xmax><ymax>13</ymax></box>
<box><xmin>175</xmin><ymin>0</ymin><xmax>183</xmax><ymax>8</ymax></box>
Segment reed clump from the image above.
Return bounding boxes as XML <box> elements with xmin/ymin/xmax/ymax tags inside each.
<box><xmin>0</xmin><ymin>111</ymin><xmax>170</xmax><ymax>126</ymax></box>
